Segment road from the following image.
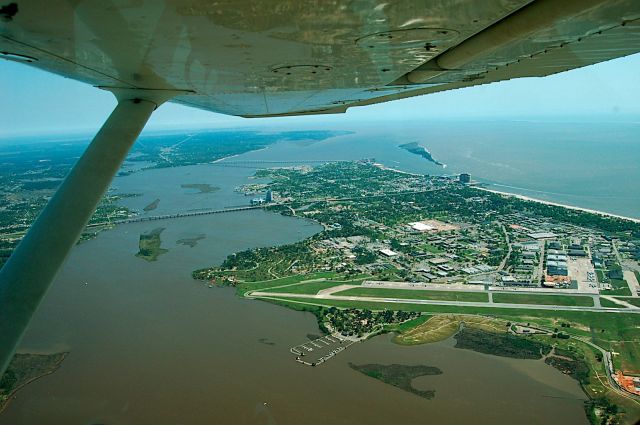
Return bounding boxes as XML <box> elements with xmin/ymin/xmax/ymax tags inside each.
<box><xmin>537</xmin><ymin>240</ymin><xmax>545</xmax><ymax>283</ymax></box>
<box><xmin>613</xmin><ymin>240</ymin><xmax>639</xmax><ymax>297</ymax></box>
<box><xmin>497</xmin><ymin>223</ymin><xmax>511</xmax><ymax>272</ymax></box>
<box><xmin>514</xmin><ymin>321</ymin><xmax>640</xmax><ymax>403</ymax></box>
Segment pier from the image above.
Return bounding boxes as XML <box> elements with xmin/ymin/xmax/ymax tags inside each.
<box><xmin>290</xmin><ymin>333</ymin><xmax>356</xmax><ymax>366</ymax></box>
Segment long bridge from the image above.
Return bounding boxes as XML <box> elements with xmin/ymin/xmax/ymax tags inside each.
<box><xmin>85</xmin><ymin>187</ymin><xmax>442</xmax><ymax>229</ymax></box>
<box><xmin>86</xmin><ymin>205</ymin><xmax>266</xmax><ymax>228</ymax></box>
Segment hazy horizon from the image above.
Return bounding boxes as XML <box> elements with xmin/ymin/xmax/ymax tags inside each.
<box><xmin>1</xmin><ymin>53</ymin><xmax>639</xmax><ymax>139</ymax></box>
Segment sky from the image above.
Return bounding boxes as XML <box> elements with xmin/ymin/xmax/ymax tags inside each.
<box><xmin>1</xmin><ymin>52</ymin><xmax>639</xmax><ymax>138</ymax></box>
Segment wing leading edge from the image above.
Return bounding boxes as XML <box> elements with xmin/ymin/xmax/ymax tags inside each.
<box><xmin>1</xmin><ymin>0</ymin><xmax>639</xmax><ymax>117</ymax></box>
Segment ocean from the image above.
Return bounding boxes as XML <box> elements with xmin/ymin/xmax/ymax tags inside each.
<box><xmin>238</xmin><ymin>120</ymin><xmax>640</xmax><ymax>219</ymax></box>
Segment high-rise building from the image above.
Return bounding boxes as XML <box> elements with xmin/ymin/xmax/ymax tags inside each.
<box><xmin>459</xmin><ymin>173</ymin><xmax>471</xmax><ymax>184</ymax></box>
<box><xmin>265</xmin><ymin>190</ymin><xmax>273</xmax><ymax>202</ymax></box>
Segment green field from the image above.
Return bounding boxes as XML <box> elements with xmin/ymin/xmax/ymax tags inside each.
<box><xmin>617</xmin><ymin>297</ymin><xmax>640</xmax><ymax>308</ymax></box>
<box><xmin>601</xmin><ymin>278</ymin><xmax>632</xmax><ymax>296</ymax></box>
<box><xmin>421</xmin><ymin>243</ymin><xmax>442</xmax><ymax>254</ymax></box>
<box><xmin>600</xmin><ymin>297</ymin><xmax>626</xmax><ymax>308</ymax></box>
<box><xmin>333</xmin><ymin>287</ymin><xmax>489</xmax><ymax>303</ymax></box>
<box><xmin>387</xmin><ymin>315</ymin><xmax>431</xmax><ymax>333</ymax></box>
<box><xmin>492</xmin><ymin>293</ymin><xmax>594</xmax><ymax>307</ymax></box>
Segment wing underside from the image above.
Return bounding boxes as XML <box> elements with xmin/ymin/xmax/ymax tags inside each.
<box><xmin>1</xmin><ymin>0</ymin><xmax>639</xmax><ymax>117</ymax></box>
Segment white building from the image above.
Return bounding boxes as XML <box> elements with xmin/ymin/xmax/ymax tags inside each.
<box><xmin>379</xmin><ymin>248</ymin><xmax>399</xmax><ymax>257</ymax></box>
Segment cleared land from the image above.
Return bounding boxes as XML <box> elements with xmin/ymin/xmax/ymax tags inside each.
<box><xmin>393</xmin><ymin>314</ymin><xmax>506</xmax><ymax>345</ymax></box>
<box><xmin>333</xmin><ymin>287</ymin><xmax>489</xmax><ymax>303</ymax></box>
<box><xmin>492</xmin><ymin>292</ymin><xmax>594</xmax><ymax>307</ymax></box>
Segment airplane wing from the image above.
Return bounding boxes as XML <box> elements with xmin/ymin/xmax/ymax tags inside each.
<box><xmin>2</xmin><ymin>0</ymin><xmax>639</xmax><ymax>118</ymax></box>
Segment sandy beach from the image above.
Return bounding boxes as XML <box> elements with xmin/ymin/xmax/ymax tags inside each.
<box><xmin>475</xmin><ymin>186</ymin><xmax>640</xmax><ymax>223</ymax></box>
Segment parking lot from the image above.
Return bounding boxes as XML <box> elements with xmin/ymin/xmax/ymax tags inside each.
<box><xmin>568</xmin><ymin>257</ymin><xmax>598</xmax><ymax>294</ymax></box>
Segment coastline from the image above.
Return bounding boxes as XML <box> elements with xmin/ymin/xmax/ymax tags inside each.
<box><xmin>474</xmin><ymin>186</ymin><xmax>640</xmax><ymax>223</ymax></box>
<box><xmin>373</xmin><ymin>162</ymin><xmax>423</xmax><ymax>177</ymax></box>
<box><xmin>370</xmin><ymin>163</ymin><xmax>639</xmax><ymax>223</ymax></box>
<box><xmin>0</xmin><ymin>352</ymin><xmax>68</xmax><ymax>414</ymax></box>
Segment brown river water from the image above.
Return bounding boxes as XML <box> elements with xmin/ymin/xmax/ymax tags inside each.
<box><xmin>1</xmin><ymin>160</ymin><xmax>588</xmax><ymax>425</ymax></box>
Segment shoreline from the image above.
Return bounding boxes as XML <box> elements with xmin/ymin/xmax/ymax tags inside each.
<box><xmin>374</xmin><ymin>162</ymin><xmax>639</xmax><ymax>223</ymax></box>
<box><xmin>474</xmin><ymin>186</ymin><xmax>640</xmax><ymax>223</ymax></box>
<box><xmin>373</xmin><ymin>162</ymin><xmax>423</xmax><ymax>177</ymax></box>
<box><xmin>0</xmin><ymin>352</ymin><xmax>68</xmax><ymax>414</ymax></box>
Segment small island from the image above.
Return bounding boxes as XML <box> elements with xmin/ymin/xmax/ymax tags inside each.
<box><xmin>181</xmin><ymin>183</ymin><xmax>220</xmax><ymax>194</ymax></box>
<box><xmin>349</xmin><ymin>363</ymin><xmax>442</xmax><ymax>399</ymax></box>
<box><xmin>399</xmin><ymin>142</ymin><xmax>445</xmax><ymax>167</ymax></box>
<box><xmin>176</xmin><ymin>234</ymin><xmax>206</xmax><ymax>248</ymax></box>
<box><xmin>135</xmin><ymin>227</ymin><xmax>168</xmax><ymax>261</ymax></box>
<box><xmin>143</xmin><ymin>198</ymin><xmax>160</xmax><ymax>212</ymax></box>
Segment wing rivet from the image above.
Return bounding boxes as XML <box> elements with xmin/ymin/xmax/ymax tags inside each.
<box><xmin>356</xmin><ymin>28</ymin><xmax>458</xmax><ymax>50</ymax></box>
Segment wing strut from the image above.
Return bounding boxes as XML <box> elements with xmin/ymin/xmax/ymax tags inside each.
<box><xmin>0</xmin><ymin>91</ymin><xmax>170</xmax><ymax>375</ymax></box>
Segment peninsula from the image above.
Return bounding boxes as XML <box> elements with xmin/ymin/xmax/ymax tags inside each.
<box><xmin>399</xmin><ymin>142</ymin><xmax>446</xmax><ymax>167</ymax></box>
